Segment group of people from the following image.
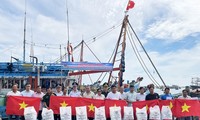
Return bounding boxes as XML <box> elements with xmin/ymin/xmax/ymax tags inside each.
<box><xmin>6</xmin><ymin>81</ymin><xmax>193</xmax><ymax>120</ymax></box>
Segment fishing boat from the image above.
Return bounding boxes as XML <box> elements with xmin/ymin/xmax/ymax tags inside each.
<box><xmin>0</xmin><ymin>1</ymin><xmax>176</xmax><ymax>119</ymax></box>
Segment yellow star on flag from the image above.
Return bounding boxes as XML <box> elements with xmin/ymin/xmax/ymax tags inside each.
<box><xmin>146</xmin><ymin>105</ymin><xmax>148</xmax><ymax>111</ymax></box>
<box><xmin>60</xmin><ymin>101</ymin><xmax>68</xmax><ymax>107</ymax></box>
<box><xmin>19</xmin><ymin>101</ymin><xmax>28</xmax><ymax>110</ymax></box>
<box><xmin>113</xmin><ymin>104</ymin><xmax>118</xmax><ymax>107</ymax></box>
<box><xmin>169</xmin><ymin>102</ymin><xmax>173</xmax><ymax>109</ymax></box>
<box><xmin>88</xmin><ymin>103</ymin><xmax>95</xmax><ymax>112</ymax></box>
<box><xmin>182</xmin><ymin>103</ymin><xmax>191</xmax><ymax>112</ymax></box>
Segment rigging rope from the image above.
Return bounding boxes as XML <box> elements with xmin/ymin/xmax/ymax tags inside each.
<box><xmin>127</xmin><ymin>27</ymin><xmax>161</xmax><ymax>87</ymax></box>
<box><xmin>128</xmin><ymin>21</ymin><xmax>167</xmax><ymax>87</ymax></box>
<box><xmin>83</xmin><ymin>41</ymin><xmax>101</xmax><ymax>63</ymax></box>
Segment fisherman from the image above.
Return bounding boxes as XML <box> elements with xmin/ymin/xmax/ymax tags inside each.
<box><xmin>119</xmin><ymin>86</ymin><xmax>126</xmax><ymax>100</ymax></box>
<box><xmin>94</xmin><ymin>88</ymin><xmax>105</xmax><ymax>100</ymax></box>
<box><xmin>178</xmin><ymin>89</ymin><xmax>191</xmax><ymax>99</ymax></box>
<box><xmin>177</xmin><ymin>90</ymin><xmax>192</xmax><ymax>120</ymax></box>
<box><xmin>136</xmin><ymin>87</ymin><xmax>146</xmax><ymax>101</ymax></box>
<box><xmin>145</xmin><ymin>85</ymin><xmax>160</xmax><ymax>100</ymax></box>
<box><xmin>7</xmin><ymin>84</ymin><xmax>21</xmax><ymax>120</ymax></box>
<box><xmin>21</xmin><ymin>83</ymin><xmax>34</xmax><ymax>97</ymax></box>
<box><xmin>102</xmin><ymin>82</ymin><xmax>109</xmax><ymax>97</ymax></box>
<box><xmin>69</xmin><ymin>82</ymin><xmax>81</xmax><ymax>97</ymax></box>
<box><xmin>83</xmin><ymin>85</ymin><xmax>95</xmax><ymax>98</ymax></box>
<box><xmin>63</xmin><ymin>87</ymin><xmax>68</xmax><ymax>96</ymax></box>
<box><xmin>55</xmin><ymin>85</ymin><xmax>63</xmax><ymax>96</ymax></box>
<box><xmin>161</xmin><ymin>87</ymin><xmax>173</xmax><ymax>100</ymax></box>
<box><xmin>33</xmin><ymin>86</ymin><xmax>44</xmax><ymax>120</ymax></box>
<box><xmin>42</xmin><ymin>87</ymin><xmax>56</xmax><ymax>109</ymax></box>
<box><xmin>126</xmin><ymin>85</ymin><xmax>137</xmax><ymax>106</ymax></box>
<box><xmin>7</xmin><ymin>84</ymin><xmax>21</xmax><ymax>96</ymax></box>
<box><xmin>20</xmin><ymin>83</ymin><xmax>34</xmax><ymax>120</ymax></box>
<box><xmin>106</xmin><ymin>85</ymin><xmax>121</xmax><ymax>100</ymax></box>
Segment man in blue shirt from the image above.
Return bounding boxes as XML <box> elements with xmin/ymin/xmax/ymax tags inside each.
<box><xmin>161</xmin><ymin>87</ymin><xmax>173</xmax><ymax>100</ymax></box>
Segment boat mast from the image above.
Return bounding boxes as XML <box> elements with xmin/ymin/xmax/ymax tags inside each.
<box><xmin>79</xmin><ymin>40</ymin><xmax>84</xmax><ymax>85</ymax></box>
<box><xmin>108</xmin><ymin>15</ymin><xmax>129</xmax><ymax>87</ymax></box>
<box><xmin>23</xmin><ymin>0</ymin><xmax>27</xmax><ymax>63</ymax></box>
<box><xmin>66</xmin><ymin>0</ymin><xmax>70</xmax><ymax>62</ymax></box>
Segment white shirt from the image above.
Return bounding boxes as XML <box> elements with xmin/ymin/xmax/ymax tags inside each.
<box><xmin>33</xmin><ymin>92</ymin><xmax>44</xmax><ymax>110</ymax></box>
<box><xmin>21</xmin><ymin>90</ymin><xmax>34</xmax><ymax>97</ymax></box>
<box><xmin>136</xmin><ymin>93</ymin><xmax>146</xmax><ymax>101</ymax></box>
<box><xmin>126</xmin><ymin>91</ymin><xmax>137</xmax><ymax>106</ymax></box>
<box><xmin>7</xmin><ymin>91</ymin><xmax>21</xmax><ymax>96</ymax></box>
<box><xmin>178</xmin><ymin>95</ymin><xmax>191</xmax><ymax>99</ymax></box>
<box><xmin>83</xmin><ymin>91</ymin><xmax>95</xmax><ymax>98</ymax></box>
<box><xmin>120</xmin><ymin>92</ymin><xmax>127</xmax><ymax>100</ymax></box>
<box><xmin>69</xmin><ymin>90</ymin><xmax>81</xmax><ymax>97</ymax></box>
<box><xmin>106</xmin><ymin>92</ymin><xmax>121</xmax><ymax>100</ymax></box>
<box><xmin>55</xmin><ymin>91</ymin><xmax>63</xmax><ymax>96</ymax></box>
<box><xmin>94</xmin><ymin>94</ymin><xmax>105</xmax><ymax>100</ymax></box>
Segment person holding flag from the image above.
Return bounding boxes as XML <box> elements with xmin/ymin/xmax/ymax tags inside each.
<box><xmin>69</xmin><ymin>82</ymin><xmax>81</xmax><ymax>97</ymax></box>
<box><xmin>21</xmin><ymin>83</ymin><xmax>34</xmax><ymax>97</ymax></box>
<box><xmin>7</xmin><ymin>84</ymin><xmax>21</xmax><ymax>120</ymax></box>
<box><xmin>161</xmin><ymin>87</ymin><xmax>173</xmax><ymax>100</ymax></box>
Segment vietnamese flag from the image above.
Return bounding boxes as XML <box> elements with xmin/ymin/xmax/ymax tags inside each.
<box><xmin>6</xmin><ymin>96</ymin><xmax>40</xmax><ymax>116</ymax></box>
<box><xmin>132</xmin><ymin>100</ymin><xmax>159</xmax><ymax>114</ymax></box>
<box><xmin>50</xmin><ymin>96</ymin><xmax>79</xmax><ymax>115</ymax></box>
<box><xmin>79</xmin><ymin>98</ymin><xmax>105</xmax><ymax>118</ymax></box>
<box><xmin>159</xmin><ymin>100</ymin><xmax>174</xmax><ymax>112</ymax></box>
<box><xmin>126</xmin><ymin>0</ymin><xmax>135</xmax><ymax>11</ymax></box>
<box><xmin>105</xmin><ymin>99</ymin><xmax>127</xmax><ymax>118</ymax></box>
<box><xmin>173</xmin><ymin>99</ymin><xmax>200</xmax><ymax>117</ymax></box>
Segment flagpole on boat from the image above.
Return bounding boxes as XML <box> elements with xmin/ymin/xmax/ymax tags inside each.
<box><xmin>23</xmin><ymin>0</ymin><xmax>27</xmax><ymax>63</ymax></box>
<box><xmin>66</xmin><ymin>0</ymin><xmax>70</xmax><ymax>62</ymax></box>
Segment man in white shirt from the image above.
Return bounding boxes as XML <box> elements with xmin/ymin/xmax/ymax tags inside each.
<box><xmin>119</xmin><ymin>86</ymin><xmax>126</xmax><ymax>100</ymax></box>
<box><xmin>69</xmin><ymin>82</ymin><xmax>81</xmax><ymax>97</ymax></box>
<box><xmin>7</xmin><ymin>84</ymin><xmax>21</xmax><ymax>96</ymax></box>
<box><xmin>178</xmin><ymin>90</ymin><xmax>192</xmax><ymax>120</ymax></box>
<box><xmin>7</xmin><ymin>84</ymin><xmax>21</xmax><ymax>120</ymax></box>
<box><xmin>63</xmin><ymin>87</ymin><xmax>68</xmax><ymax>96</ymax></box>
<box><xmin>126</xmin><ymin>85</ymin><xmax>137</xmax><ymax>106</ymax></box>
<box><xmin>21</xmin><ymin>83</ymin><xmax>34</xmax><ymax>97</ymax></box>
<box><xmin>55</xmin><ymin>85</ymin><xmax>63</xmax><ymax>96</ymax></box>
<box><xmin>178</xmin><ymin>89</ymin><xmax>191</xmax><ymax>99</ymax></box>
<box><xmin>136</xmin><ymin>87</ymin><xmax>146</xmax><ymax>101</ymax></box>
<box><xmin>33</xmin><ymin>86</ymin><xmax>44</xmax><ymax>120</ymax></box>
<box><xmin>106</xmin><ymin>85</ymin><xmax>121</xmax><ymax>100</ymax></box>
<box><xmin>83</xmin><ymin>85</ymin><xmax>95</xmax><ymax>98</ymax></box>
<box><xmin>94</xmin><ymin>88</ymin><xmax>105</xmax><ymax>100</ymax></box>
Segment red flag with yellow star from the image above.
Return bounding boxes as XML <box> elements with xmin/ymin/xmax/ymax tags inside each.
<box><xmin>132</xmin><ymin>100</ymin><xmax>159</xmax><ymax>114</ymax></box>
<box><xmin>105</xmin><ymin>99</ymin><xmax>127</xmax><ymax>118</ymax></box>
<box><xmin>6</xmin><ymin>96</ymin><xmax>40</xmax><ymax>115</ymax></box>
<box><xmin>173</xmin><ymin>99</ymin><xmax>200</xmax><ymax>117</ymax></box>
<box><xmin>159</xmin><ymin>100</ymin><xmax>174</xmax><ymax>112</ymax></box>
<box><xmin>50</xmin><ymin>96</ymin><xmax>79</xmax><ymax>115</ymax></box>
<box><xmin>79</xmin><ymin>98</ymin><xmax>105</xmax><ymax>118</ymax></box>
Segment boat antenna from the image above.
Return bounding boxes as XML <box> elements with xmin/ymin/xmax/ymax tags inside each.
<box><xmin>23</xmin><ymin>0</ymin><xmax>27</xmax><ymax>63</ymax></box>
<box><xmin>66</xmin><ymin>0</ymin><xmax>70</xmax><ymax>61</ymax></box>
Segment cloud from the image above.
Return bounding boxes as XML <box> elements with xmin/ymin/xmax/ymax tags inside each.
<box><xmin>142</xmin><ymin>0</ymin><xmax>200</xmax><ymax>41</ymax></box>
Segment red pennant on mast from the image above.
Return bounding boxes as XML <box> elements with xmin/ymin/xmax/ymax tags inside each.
<box><xmin>126</xmin><ymin>0</ymin><xmax>135</xmax><ymax>11</ymax></box>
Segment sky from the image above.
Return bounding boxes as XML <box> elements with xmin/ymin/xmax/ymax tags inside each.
<box><xmin>0</xmin><ymin>0</ymin><xmax>200</xmax><ymax>86</ymax></box>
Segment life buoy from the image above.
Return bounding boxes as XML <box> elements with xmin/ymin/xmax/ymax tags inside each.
<box><xmin>67</xmin><ymin>44</ymin><xmax>73</xmax><ymax>55</ymax></box>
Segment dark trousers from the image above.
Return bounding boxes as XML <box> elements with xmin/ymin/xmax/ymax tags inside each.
<box><xmin>54</xmin><ymin>114</ymin><xmax>61</xmax><ymax>120</ymax></box>
<box><xmin>37</xmin><ymin>110</ymin><xmax>42</xmax><ymax>120</ymax></box>
<box><xmin>72</xmin><ymin>115</ymin><xmax>76</xmax><ymax>120</ymax></box>
<box><xmin>21</xmin><ymin>116</ymin><xmax>25</xmax><ymax>120</ymax></box>
<box><xmin>8</xmin><ymin>115</ymin><xmax>19</xmax><ymax>120</ymax></box>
